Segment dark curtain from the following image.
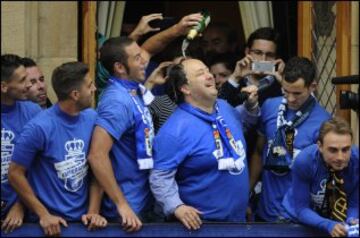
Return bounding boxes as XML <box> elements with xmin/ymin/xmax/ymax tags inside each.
<box><xmin>272</xmin><ymin>1</ymin><xmax>298</xmax><ymax>62</ymax></box>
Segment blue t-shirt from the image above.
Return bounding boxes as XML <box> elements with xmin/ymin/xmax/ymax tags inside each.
<box><xmin>153</xmin><ymin>100</ymin><xmax>249</xmax><ymax>222</ymax></box>
<box><xmin>12</xmin><ymin>104</ymin><xmax>97</xmax><ymax>221</ymax></box>
<box><xmin>96</xmin><ymin>79</ymin><xmax>153</xmax><ymax>218</ymax></box>
<box><xmin>282</xmin><ymin>144</ymin><xmax>359</xmax><ymax>233</ymax></box>
<box><xmin>257</xmin><ymin>96</ymin><xmax>331</xmax><ymax>221</ymax></box>
<box><xmin>1</xmin><ymin>101</ymin><xmax>41</xmax><ymax>217</ymax></box>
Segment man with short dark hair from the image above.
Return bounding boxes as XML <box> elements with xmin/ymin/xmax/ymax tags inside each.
<box><xmin>88</xmin><ymin>37</ymin><xmax>155</xmax><ymax>232</ymax></box>
<box><xmin>88</xmin><ymin>12</ymin><xmax>204</xmax><ymax>233</ymax></box>
<box><xmin>251</xmin><ymin>56</ymin><xmax>331</xmax><ymax>222</ymax></box>
<box><xmin>8</xmin><ymin>62</ymin><xmax>106</xmax><ymax>237</ymax></box>
<box><xmin>21</xmin><ymin>57</ymin><xmax>52</xmax><ymax>109</ymax></box>
<box><xmin>219</xmin><ymin>27</ymin><xmax>284</xmax><ymax>107</ymax></box>
<box><xmin>282</xmin><ymin>117</ymin><xmax>358</xmax><ymax>237</ymax></box>
<box><xmin>1</xmin><ymin>54</ymin><xmax>41</xmax><ymax>234</ymax></box>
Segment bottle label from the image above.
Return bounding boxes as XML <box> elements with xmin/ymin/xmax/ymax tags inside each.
<box><xmin>187</xmin><ymin>29</ymin><xmax>198</xmax><ymax>40</ymax></box>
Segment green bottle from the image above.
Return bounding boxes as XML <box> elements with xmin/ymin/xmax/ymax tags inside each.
<box><xmin>186</xmin><ymin>10</ymin><xmax>211</xmax><ymax>40</ymax></box>
<box><xmin>182</xmin><ymin>10</ymin><xmax>211</xmax><ymax>57</ymax></box>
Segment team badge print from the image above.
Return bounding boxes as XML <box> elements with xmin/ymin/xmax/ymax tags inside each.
<box><xmin>1</xmin><ymin>128</ymin><xmax>15</xmax><ymax>184</ymax></box>
<box><xmin>54</xmin><ymin>138</ymin><xmax>88</xmax><ymax>192</ymax></box>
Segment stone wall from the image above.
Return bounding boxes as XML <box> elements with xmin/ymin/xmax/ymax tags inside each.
<box><xmin>1</xmin><ymin>1</ymin><xmax>78</xmax><ymax>103</ymax></box>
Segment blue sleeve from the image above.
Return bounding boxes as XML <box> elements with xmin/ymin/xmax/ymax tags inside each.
<box><xmin>12</xmin><ymin>122</ymin><xmax>45</xmax><ymax>169</ymax></box>
<box><xmin>153</xmin><ymin>132</ymin><xmax>190</xmax><ymax>170</ymax></box>
<box><xmin>293</xmin><ymin>149</ymin><xmax>337</xmax><ymax>234</ymax></box>
<box><xmin>149</xmin><ymin>169</ymin><xmax>183</xmax><ymax>216</ymax></box>
<box><xmin>96</xmin><ymin>100</ymin><xmax>132</xmax><ymax>140</ymax></box>
<box><xmin>347</xmin><ymin>147</ymin><xmax>359</xmax><ymax>221</ymax></box>
<box><xmin>234</xmin><ymin>104</ymin><xmax>260</xmax><ymax>134</ymax></box>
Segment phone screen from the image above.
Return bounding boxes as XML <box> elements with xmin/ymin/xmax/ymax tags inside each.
<box><xmin>251</xmin><ymin>62</ymin><xmax>275</xmax><ymax>73</ymax></box>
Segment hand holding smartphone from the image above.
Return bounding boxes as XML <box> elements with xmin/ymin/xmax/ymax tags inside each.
<box><xmin>251</xmin><ymin>61</ymin><xmax>275</xmax><ymax>73</ymax></box>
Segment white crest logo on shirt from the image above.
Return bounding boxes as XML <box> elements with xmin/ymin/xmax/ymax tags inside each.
<box><xmin>65</xmin><ymin>138</ymin><xmax>84</xmax><ymax>154</ymax></box>
<box><xmin>1</xmin><ymin>128</ymin><xmax>15</xmax><ymax>184</ymax></box>
<box><xmin>54</xmin><ymin>138</ymin><xmax>88</xmax><ymax>192</ymax></box>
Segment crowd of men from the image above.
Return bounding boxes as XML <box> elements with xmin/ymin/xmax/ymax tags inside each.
<box><xmin>1</xmin><ymin>11</ymin><xmax>358</xmax><ymax>237</ymax></box>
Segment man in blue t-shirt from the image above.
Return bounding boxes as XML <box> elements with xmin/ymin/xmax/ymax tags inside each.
<box><xmin>149</xmin><ymin>58</ymin><xmax>260</xmax><ymax>230</ymax></box>
<box><xmin>88</xmin><ymin>13</ymin><xmax>204</xmax><ymax>233</ymax></box>
<box><xmin>8</xmin><ymin>62</ymin><xmax>107</xmax><ymax>236</ymax></box>
<box><xmin>1</xmin><ymin>54</ymin><xmax>42</xmax><ymax>234</ymax></box>
<box><xmin>90</xmin><ymin>37</ymin><xmax>152</xmax><ymax>232</ymax></box>
<box><xmin>250</xmin><ymin>56</ymin><xmax>331</xmax><ymax>222</ymax></box>
<box><xmin>89</xmin><ymin>37</ymin><xmax>163</xmax><ymax>232</ymax></box>
<box><xmin>282</xmin><ymin>117</ymin><xmax>359</xmax><ymax>237</ymax></box>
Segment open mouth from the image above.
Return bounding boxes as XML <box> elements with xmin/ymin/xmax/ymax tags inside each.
<box><xmin>206</xmin><ymin>85</ymin><xmax>217</xmax><ymax>91</ymax></box>
<box><xmin>205</xmin><ymin>82</ymin><xmax>216</xmax><ymax>88</ymax></box>
<box><xmin>38</xmin><ymin>94</ymin><xmax>47</xmax><ymax>100</ymax></box>
<box><xmin>205</xmin><ymin>84</ymin><xmax>218</xmax><ymax>95</ymax></box>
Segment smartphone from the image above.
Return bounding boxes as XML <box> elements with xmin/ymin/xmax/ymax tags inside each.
<box><xmin>149</xmin><ymin>17</ymin><xmax>176</xmax><ymax>29</ymax></box>
<box><xmin>251</xmin><ymin>61</ymin><xmax>275</xmax><ymax>73</ymax></box>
